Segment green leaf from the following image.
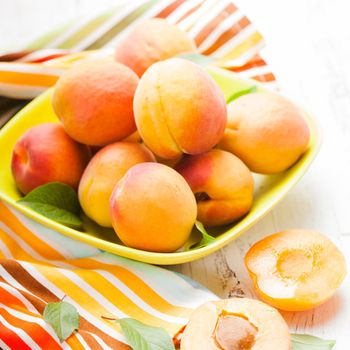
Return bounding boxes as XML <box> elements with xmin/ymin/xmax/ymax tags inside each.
<box><xmin>291</xmin><ymin>334</ymin><xmax>336</xmax><ymax>350</ymax></box>
<box><xmin>18</xmin><ymin>182</ymin><xmax>82</xmax><ymax>228</ymax></box>
<box><xmin>116</xmin><ymin>318</ymin><xmax>175</xmax><ymax>350</ymax></box>
<box><xmin>176</xmin><ymin>53</ymin><xmax>215</xmax><ymax>66</ymax></box>
<box><xmin>226</xmin><ymin>85</ymin><xmax>257</xmax><ymax>103</ymax></box>
<box><xmin>43</xmin><ymin>301</ymin><xmax>79</xmax><ymax>342</ymax></box>
<box><xmin>193</xmin><ymin>221</ymin><xmax>216</xmax><ymax>249</ymax></box>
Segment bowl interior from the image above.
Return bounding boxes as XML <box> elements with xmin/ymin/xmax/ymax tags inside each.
<box><xmin>0</xmin><ymin>67</ymin><xmax>321</xmax><ymax>264</ymax></box>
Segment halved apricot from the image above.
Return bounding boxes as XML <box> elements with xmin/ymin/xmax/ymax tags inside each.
<box><xmin>245</xmin><ymin>229</ymin><xmax>347</xmax><ymax>311</ymax></box>
<box><xmin>181</xmin><ymin>298</ymin><xmax>290</xmax><ymax>350</ymax></box>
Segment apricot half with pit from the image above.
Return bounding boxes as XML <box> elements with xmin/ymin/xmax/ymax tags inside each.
<box><xmin>245</xmin><ymin>229</ymin><xmax>347</xmax><ymax>311</ymax></box>
<box><xmin>181</xmin><ymin>298</ymin><xmax>290</xmax><ymax>350</ymax></box>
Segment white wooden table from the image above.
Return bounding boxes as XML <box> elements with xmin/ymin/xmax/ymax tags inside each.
<box><xmin>1</xmin><ymin>0</ymin><xmax>349</xmax><ymax>348</ymax></box>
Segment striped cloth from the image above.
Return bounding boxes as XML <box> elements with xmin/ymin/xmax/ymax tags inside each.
<box><xmin>0</xmin><ymin>1</ymin><xmax>276</xmax><ymax>348</ymax></box>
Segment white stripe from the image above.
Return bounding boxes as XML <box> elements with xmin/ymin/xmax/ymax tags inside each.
<box><xmin>92</xmin><ymin>255</ymin><xmax>218</xmax><ymax>307</ymax></box>
<box><xmin>18</xmin><ymin>262</ymin><xmax>127</xmax><ymax>343</ymax></box>
<box><xmin>0</xmin><ymin>265</ymin><xmax>38</xmax><ymax>300</ymax></box>
<box><xmin>0</xmin><ymin>304</ymin><xmax>72</xmax><ymax>350</ymax></box>
<box><xmin>58</xmin><ymin>269</ymin><xmax>127</xmax><ymax>319</ymax></box>
<box><xmin>17</xmin><ymin>49</ymin><xmax>71</xmax><ymax>63</ymax></box>
<box><xmin>177</xmin><ymin>0</ymin><xmax>219</xmax><ymax>32</ymax></box>
<box><xmin>104</xmin><ymin>0</ymin><xmax>175</xmax><ymax>48</ymax></box>
<box><xmin>237</xmin><ymin>64</ymin><xmax>272</xmax><ymax>78</ymax></box>
<box><xmin>0</xmin><ymin>63</ymin><xmax>64</xmax><ymax>75</ymax></box>
<box><xmin>0</xmin><ymin>82</ymin><xmax>47</xmax><ymax>99</ymax></box>
<box><xmin>186</xmin><ymin>0</ymin><xmax>231</xmax><ymax>38</ymax></box>
<box><xmin>72</xmin><ymin>1</ymin><xmax>149</xmax><ymax>51</ymax></box>
<box><xmin>0</xmin><ymin>314</ymin><xmax>41</xmax><ymax>350</ymax></box>
<box><xmin>198</xmin><ymin>9</ymin><xmax>244</xmax><ymax>52</ymax></box>
<box><xmin>0</xmin><ymin>282</ymin><xmax>38</xmax><ymax>314</ymax></box>
<box><xmin>96</xmin><ymin>270</ymin><xmax>187</xmax><ymax>324</ymax></box>
<box><xmin>258</xmin><ymin>80</ymin><xmax>279</xmax><ymax>91</ymax></box>
<box><xmin>0</xmin><ymin>339</ymin><xmax>10</xmax><ymax>350</ymax></box>
<box><xmin>0</xmin><ymin>237</ymin><xmax>12</xmax><ymax>259</ymax></box>
<box><xmin>211</xmin><ymin>24</ymin><xmax>258</xmax><ymax>56</ymax></box>
<box><xmin>75</xmin><ymin>333</ymin><xmax>92</xmax><ymax>350</ymax></box>
<box><xmin>89</xmin><ymin>333</ymin><xmax>114</xmax><ymax>350</ymax></box>
<box><xmin>166</xmin><ymin>0</ymin><xmax>204</xmax><ymax>24</ymax></box>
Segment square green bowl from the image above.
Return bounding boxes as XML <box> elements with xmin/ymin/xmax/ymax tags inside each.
<box><xmin>0</xmin><ymin>67</ymin><xmax>321</xmax><ymax>265</ymax></box>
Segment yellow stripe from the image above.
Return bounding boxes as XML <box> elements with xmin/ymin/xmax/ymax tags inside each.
<box><xmin>218</xmin><ymin>31</ymin><xmax>263</xmax><ymax>61</ymax></box>
<box><xmin>0</xmin><ymin>70</ymin><xmax>58</xmax><ymax>88</ymax></box>
<box><xmin>70</xmin><ymin>258</ymin><xmax>192</xmax><ymax>317</ymax></box>
<box><xmin>0</xmin><ymin>202</ymin><xmax>65</xmax><ymax>260</ymax></box>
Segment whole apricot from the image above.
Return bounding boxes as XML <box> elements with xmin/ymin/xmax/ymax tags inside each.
<box><xmin>245</xmin><ymin>229</ymin><xmax>347</xmax><ymax>311</ymax></box>
<box><xmin>181</xmin><ymin>298</ymin><xmax>291</xmax><ymax>350</ymax></box>
<box><xmin>11</xmin><ymin>123</ymin><xmax>90</xmax><ymax>194</ymax></box>
<box><xmin>133</xmin><ymin>58</ymin><xmax>227</xmax><ymax>159</ymax></box>
<box><xmin>115</xmin><ymin>18</ymin><xmax>196</xmax><ymax>76</ymax></box>
<box><xmin>78</xmin><ymin>142</ymin><xmax>155</xmax><ymax>227</ymax></box>
<box><xmin>52</xmin><ymin>59</ymin><xmax>139</xmax><ymax>146</ymax></box>
<box><xmin>109</xmin><ymin>163</ymin><xmax>197</xmax><ymax>252</ymax></box>
<box><xmin>176</xmin><ymin>149</ymin><xmax>254</xmax><ymax>226</ymax></box>
<box><xmin>218</xmin><ymin>92</ymin><xmax>310</xmax><ymax>174</ymax></box>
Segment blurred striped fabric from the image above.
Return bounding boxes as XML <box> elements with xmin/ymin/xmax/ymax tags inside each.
<box><xmin>0</xmin><ymin>1</ymin><xmax>276</xmax><ymax>349</ymax></box>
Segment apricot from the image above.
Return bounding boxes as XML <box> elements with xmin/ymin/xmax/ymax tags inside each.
<box><xmin>114</xmin><ymin>18</ymin><xmax>197</xmax><ymax>77</ymax></box>
<box><xmin>133</xmin><ymin>58</ymin><xmax>227</xmax><ymax>159</ymax></box>
<box><xmin>78</xmin><ymin>142</ymin><xmax>155</xmax><ymax>227</ymax></box>
<box><xmin>109</xmin><ymin>163</ymin><xmax>197</xmax><ymax>252</ymax></box>
<box><xmin>52</xmin><ymin>59</ymin><xmax>139</xmax><ymax>146</ymax></box>
<box><xmin>245</xmin><ymin>229</ymin><xmax>347</xmax><ymax>311</ymax></box>
<box><xmin>181</xmin><ymin>298</ymin><xmax>290</xmax><ymax>350</ymax></box>
<box><xmin>11</xmin><ymin>123</ymin><xmax>90</xmax><ymax>194</ymax></box>
<box><xmin>176</xmin><ymin>149</ymin><xmax>254</xmax><ymax>226</ymax></box>
<box><xmin>218</xmin><ymin>92</ymin><xmax>310</xmax><ymax>174</ymax></box>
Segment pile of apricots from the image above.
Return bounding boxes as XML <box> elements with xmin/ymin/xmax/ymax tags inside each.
<box><xmin>11</xmin><ymin>18</ymin><xmax>346</xmax><ymax>348</ymax></box>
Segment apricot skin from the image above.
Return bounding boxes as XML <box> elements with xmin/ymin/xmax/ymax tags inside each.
<box><xmin>181</xmin><ymin>298</ymin><xmax>291</xmax><ymax>350</ymax></box>
<box><xmin>218</xmin><ymin>92</ymin><xmax>310</xmax><ymax>174</ymax></box>
<box><xmin>176</xmin><ymin>149</ymin><xmax>254</xmax><ymax>226</ymax></box>
<box><xmin>52</xmin><ymin>60</ymin><xmax>139</xmax><ymax>146</ymax></box>
<box><xmin>11</xmin><ymin>123</ymin><xmax>90</xmax><ymax>194</ymax></box>
<box><xmin>109</xmin><ymin>163</ymin><xmax>197</xmax><ymax>252</ymax></box>
<box><xmin>245</xmin><ymin>229</ymin><xmax>347</xmax><ymax>311</ymax></box>
<box><xmin>78</xmin><ymin>142</ymin><xmax>155</xmax><ymax>227</ymax></box>
<box><xmin>114</xmin><ymin>18</ymin><xmax>197</xmax><ymax>77</ymax></box>
<box><xmin>133</xmin><ymin>58</ymin><xmax>227</xmax><ymax>159</ymax></box>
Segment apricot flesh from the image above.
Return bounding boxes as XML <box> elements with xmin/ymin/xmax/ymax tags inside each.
<box><xmin>11</xmin><ymin>123</ymin><xmax>90</xmax><ymax>194</ymax></box>
<box><xmin>115</xmin><ymin>18</ymin><xmax>197</xmax><ymax>77</ymax></box>
<box><xmin>181</xmin><ymin>298</ymin><xmax>290</xmax><ymax>350</ymax></box>
<box><xmin>52</xmin><ymin>59</ymin><xmax>139</xmax><ymax>146</ymax></box>
<box><xmin>133</xmin><ymin>58</ymin><xmax>227</xmax><ymax>159</ymax></box>
<box><xmin>78</xmin><ymin>142</ymin><xmax>155</xmax><ymax>227</ymax></box>
<box><xmin>109</xmin><ymin>163</ymin><xmax>197</xmax><ymax>252</ymax></box>
<box><xmin>176</xmin><ymin>149</ymin><xmax>254</xmax><ymax>226</ymax></box>
<box><xmin>218</xmin><ymin>92</ymin><xmax>310</xmax><ymax>174</ymax></box>
<box><xmin>245</xmin><ymin>229</ymin><xmax>347</xmax><ymax>311</ymax></box>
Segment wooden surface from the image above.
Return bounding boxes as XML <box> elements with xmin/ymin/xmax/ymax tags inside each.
<box><xmin>1</xmin><ymin>0</ymin><xmax>349</xmax><ymax>347</ymax></box>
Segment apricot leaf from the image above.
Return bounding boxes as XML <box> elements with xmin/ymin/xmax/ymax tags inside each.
<box><xmin>116</xmin><ymin>318</ymin><xmax>175</xmax><ymax>350</ymax></box>
<box><xmin>193</xmin><ymin>221</ymin><xmax>216</xmax><ymax>249</ymax></box>
<box><xmin>43</xmin><ymin>301</ymin><xmax>79</xmax><ymax>342</ymax></box>
<box><xmin>226</xmin><ymin>86</ymin><xmax>257</xmax><ymax>103</ymax></box>
<box><xmin>176</xmin><ymin>53</ymin><xmax>215</xmax><ymax>66</ymax></box>
<box><xmin>291</xmin><ymin>334</ymin><xmax>336</xmax><ymax>349</ymax></box>
<box><xmin>18</xmin><ymin>182</ymin><xmax>82</xmax><ymax>228</ymax></box>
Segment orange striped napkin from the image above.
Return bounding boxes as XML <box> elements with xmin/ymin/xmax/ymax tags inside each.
<box><xmin>0</xmin><ymin>1</ymin><xmax>276</xmax><ymax>348</ymax></box>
